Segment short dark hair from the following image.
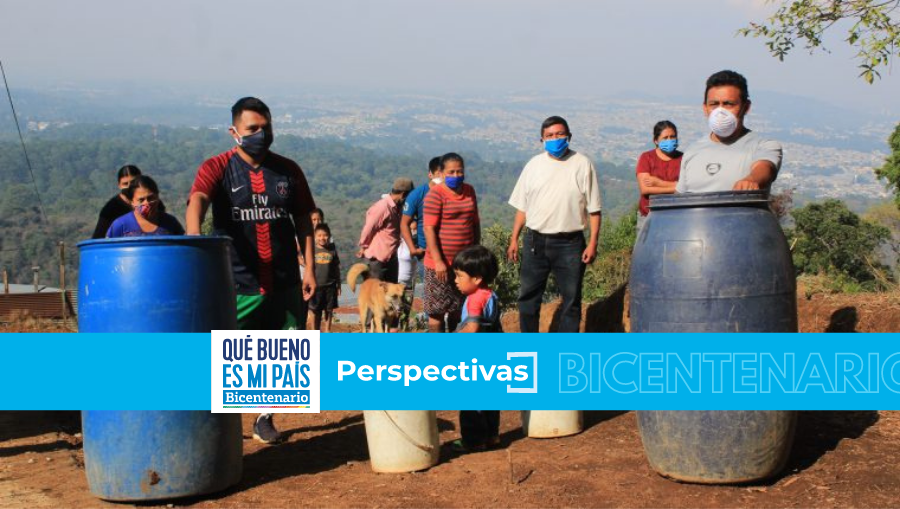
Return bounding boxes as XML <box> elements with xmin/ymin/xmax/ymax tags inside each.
<box><xmin>123</xmin><ymin>175</ymin><xmax>166</xmax><ymax>212</ymax></box>
<box><xmin>652</xmin><ymin>120</ymin><xmax>678</xmax><ymax>141</ymax></box>
<box><xmin>704</xmin><ymin>70</ymin><xmax>749</xmax><ymax>104</ymax></box>
<box><xmin>311</xmin><ymin>208</ymin><xmax>324</xmax><ymax>220</ymax></box>
<box><xmin>314</xmin><ymin>223</ymin><xmax>331</xmax><ymax>236</ymax></box>
<box><xmin>428</xmin><ymin>156</ymin><xmax>441</xmax><ymax>174</ymax></box>
<box><xmin>541</xmin><ymin>116</ymin><xmax>570</xmax><ymax>138</ymax></box>
<box><xmin>231</xmin><ymin>97</ymin><xmax>272</xmax><ymax>124</ymax></box>
<box><xmin>440</xmin><ymin>152</ymin><xmax>464</xmax><ymax>170</ymax></box>
<box><xmin>116</xmin><ymin>165</ymin><xmax>141</xmax><ymax>181</ymax></box>
<box><xmin>453</xmin><ymin>245</ymin><xmax>499</xmax><ymax>285</ymax></box>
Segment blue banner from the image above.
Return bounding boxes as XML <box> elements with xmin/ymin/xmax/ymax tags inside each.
<box><xmin>1</xmin><ymin>332</ymin><xmax>899</xmax><ymax>410</ymax></box>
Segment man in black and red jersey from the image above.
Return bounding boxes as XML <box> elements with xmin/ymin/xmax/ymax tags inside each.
<box><xmin>186</xmin><ymin>97</ymin><xmax>316</xmax><ymax>444</ymax></box>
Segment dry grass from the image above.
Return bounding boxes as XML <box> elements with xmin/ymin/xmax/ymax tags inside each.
<box><xmin>0</xmin><ymin>309</ymin><xmax>75</xmax><ymax>332</ymax></box>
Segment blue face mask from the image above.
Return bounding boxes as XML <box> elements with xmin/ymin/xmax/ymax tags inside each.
<box><xmin>544</xmin><ymin>137</ymin><xmax>569</xmax><ymax>158</ymax></box>
<box><xmin>444</xmin><ymin>175</ymin><xmax>464</xmax><ymax>190</ymax></box>
<box><xmin>658</xmin><ymin>139</ymin><xmax>679</xmax><ymax>154</ymax></box>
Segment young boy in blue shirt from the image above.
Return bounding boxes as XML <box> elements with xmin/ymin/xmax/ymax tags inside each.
<box><xmin>451</xmin><ymin>245</ymin><xmax>502</xmax><ymax>451</ymax></box>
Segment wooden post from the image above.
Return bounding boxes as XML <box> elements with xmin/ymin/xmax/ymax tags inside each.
<box><xmin>32</xmin><ymin>266</ymin><xmax>40</xmax><ymax>293</ymax></box>
<box><xmin>59</xmin><ymin>242</ymin><xmax>67</xmax><ymax>325</ymax></box>
<box><xmin>2</xmin><ymin>267</ymin><xmax>7</xmax><ymax>294</ymax></box>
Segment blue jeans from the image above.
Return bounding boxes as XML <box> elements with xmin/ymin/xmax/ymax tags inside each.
<box><xmin>517</xmin><ymin>229</ymin><xmax>586</xmax><ymax>333</ymax></box>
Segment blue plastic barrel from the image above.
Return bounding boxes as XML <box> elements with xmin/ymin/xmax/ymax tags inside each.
<box><xmin>630</xmin><ymin>191</ymin><xmax>797</xmax><ymax>332</ymax></box>
<box><xmin>636</xmin><ymin>411</ymin><xmax>797</xmax><ymax>484</ymax></box>
<box><xmin>77</xmin><ymin>236</ymin><xmax>242</xmax><ymax>501</ymax></box>
<box><xmin>81</xmin><ymin>411</ymin><xmax>243</xmax><ymax>500</ymax></box>
<box><xmin>78</xmin><ymin>236</ymin><xmax>238</xmax><ymax>332</ymax></box>
<box><xmin>629</xmin><ymin>192</ymin><xmax>797</xmax><ymax>483</ymax></box>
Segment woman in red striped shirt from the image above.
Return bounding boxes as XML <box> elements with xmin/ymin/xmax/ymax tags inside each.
<box><xmin>423</xmin><ymin>153</ymin><xmax>480</xmax><ymax>333</ymax></box>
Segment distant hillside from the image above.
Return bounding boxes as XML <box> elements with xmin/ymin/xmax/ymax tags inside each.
<box><xmin>0</xmin><ymin>124</ymin><xmax>637</xmax><ymax>286</ymax></box>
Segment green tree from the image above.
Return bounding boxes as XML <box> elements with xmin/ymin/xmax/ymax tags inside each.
<box><xmin>740</xmin><ymin>0</ymin><xmax>900</xmax><ymax>83</ymax></box>
<box><xmin>874</xmin><ymin>123</ymin><xmax>900</xmax><ymax>207</ymax></box>
<box><xmin>790</xmin><ymin>199</ymin><xmax>892</xmax><ymax>290</ymax></box>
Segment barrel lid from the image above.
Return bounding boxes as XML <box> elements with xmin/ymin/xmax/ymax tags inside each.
<box><xmin>77</xmin><ymin>235</ymin><xmax>234</xmax><ymax>249</ymax></box>
<box><xmin>649</xmin><ymin>190</ymin><xmax>771</xmax><ymax>210</ymax></box>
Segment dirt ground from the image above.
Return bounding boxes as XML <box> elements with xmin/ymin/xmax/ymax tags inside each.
<box><xmin>2</xmin><ymin>291</ymin><xmax>899</xmax><ymax>508</ymax></box>
<box><xmin>1</xmin><ymin>410</ymin><xmax>899</xmax><ymax>508</ymax></box>
<box><xmin>498</xmin><ymin>288</ymin><xmax>900</xmax><ymax>334</ymax></box>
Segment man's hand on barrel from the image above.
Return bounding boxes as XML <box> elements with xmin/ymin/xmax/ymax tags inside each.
<box><xmin>734</xmin><ymin>161</ymin><xmax>777</xmax><ymax>191</ymax></box>
<box><xmin>732</xmin><ymin>178</ymin><xmax>761</xmax><ymax>191</ymax></box>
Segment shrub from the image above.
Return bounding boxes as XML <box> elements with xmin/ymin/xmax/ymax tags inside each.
<box><xmin>789</xmin><ymin>199</ymin><xmax>893</xmax><ymax>291</ymax></box>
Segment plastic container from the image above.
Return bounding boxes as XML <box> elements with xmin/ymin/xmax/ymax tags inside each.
<box><xmin>630</xmin><ymin>191</ymin><xmax>797</xmax><ymax>333</ymax></box>
<box><xmin>363</xmin><ymin>410</ymin><xmax>439</xmax><ymax>473</ymax></box>
<box><xmin>77</xmin><ymin>236</ymin><xmax>237</xmax><ymax>332</ymax></box>
<box><xmin>521</xmin><ymin>411</ymin><xmax>583</xmax><ymax>438</ymax></box>
<box><xmin>78</xmin><ymin>236</ymin><xmax>242</xmax><ymax>501</ymax></box>
<box><xmin>630</xmin><ymin>192</ymin><xmax>797</xmax><ymax>483</ymax></box>
<box><xmin>637</xmin><ymin>411</ymin><xmax>797</xmax><ymax>484</ymax></box>
<box><xmin>81</xmin><ymin>411</ymin><xmax>243</xmax><ymax>500</ymax></box>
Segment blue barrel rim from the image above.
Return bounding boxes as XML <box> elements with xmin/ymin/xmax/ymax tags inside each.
<box><xmin>649</xmin><ymin>190</ymin><xmax>771</xmax><ymax>210</ymax></box>
<box><xmin>77</xmin><ymin>235</ymin><xmax>233</xmax><ymax>250</ymax></box>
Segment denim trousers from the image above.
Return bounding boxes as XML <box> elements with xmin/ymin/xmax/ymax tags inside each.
<box><xmin>517</xmin><ymin>229</ymin><xmax>586</xmax><ymax>333</ymax></box>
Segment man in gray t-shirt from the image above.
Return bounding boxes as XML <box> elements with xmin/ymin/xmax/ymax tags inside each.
<box><xmin>676</xmin><ymin>70</ymin><xmax>783</xmax><ymax>194</ymax></box>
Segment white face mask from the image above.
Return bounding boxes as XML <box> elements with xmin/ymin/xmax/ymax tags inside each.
<box><xmin>431</xmin><ymin>177</ymin><xmax>443</xmax><ymax>185</ymax></box>
<box><xmin>708</xmin><ymin>107</ymin><xmax>739</xmax><ymax>138</ymax></box>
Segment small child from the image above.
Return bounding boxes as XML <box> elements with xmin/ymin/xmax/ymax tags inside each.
<box><xmin>309</xmin><ymin>223</ymin><xmax>341</xmax><ymax>332</ymax></box>
<box><xmin>451</xmin><ymin>245</ymin><xmax>502</xmax><ymax>452</ymax></box>
<box><xmin>298</xmin><ymin>208</ymin><xmax>325</xmax><ymax>281</ymax></box>
<box><xmin>106</xmin><ymin>175</ymin><xmax>185</xmax><ymax>237</ymax></box>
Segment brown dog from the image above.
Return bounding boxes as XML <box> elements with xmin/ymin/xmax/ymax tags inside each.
<box><xmin>347</xmin><ymin>263</ymin><xmax>406</xmax><ymax>333</ymax></box>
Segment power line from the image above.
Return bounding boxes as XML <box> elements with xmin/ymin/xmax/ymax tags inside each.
<box><xmin>0</xmin><ymin>59</ymin><xmax>47</xmax><ymax>223</ymax></box>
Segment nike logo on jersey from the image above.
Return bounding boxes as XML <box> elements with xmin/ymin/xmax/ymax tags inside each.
<box><xmin>231</xmin><ymin>185</ymin><xmax>245</xmax><ymax>192</ymax></box>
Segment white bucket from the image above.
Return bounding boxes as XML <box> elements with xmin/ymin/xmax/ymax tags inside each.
<box><xmin>363</xmin><ymin>410</ymin><xmax>439</xmax><ymax>473</ymax></box>
<box><xmin>521</xmin><ymin>410</ymin><xmax>583</xmax><ymax>438</ymax></box>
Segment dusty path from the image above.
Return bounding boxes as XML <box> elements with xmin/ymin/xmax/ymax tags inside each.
<box><xmin>1</xmin><ymin>411</ymin><xmax>899</xmax><ymax>508</ymax></box>
<box><xmin>2</xmin><ymin>292</ymin><xmax>899</xmax><ymax>507</ymax></box>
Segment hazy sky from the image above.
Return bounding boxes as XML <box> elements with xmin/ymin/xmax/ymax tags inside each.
<box><xmin>2</xmin><ymin>0</ymin><xmax>898</xmax><ymax>116</ymax></box>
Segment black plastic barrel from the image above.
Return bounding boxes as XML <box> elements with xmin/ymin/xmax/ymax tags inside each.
<box><xmin>77</xmin><ymin>236</ymin><xmax>243</xmax><ymax>501</ymax></box>
<box><xmin>629</xmin><ymin>191</ymin><xmax>797</xmax><ymax>483</ymax></box>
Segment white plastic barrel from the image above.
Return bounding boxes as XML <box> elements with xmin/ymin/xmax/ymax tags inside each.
<box><xmin>521</xmin><ymin>411</ymin><xmax>583</xmax><ymax>438</ymax></box>
<box><xmin>363</xmin><ymin>410</ymin><xmax>439</xmax><ymax>473</ymax></box>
